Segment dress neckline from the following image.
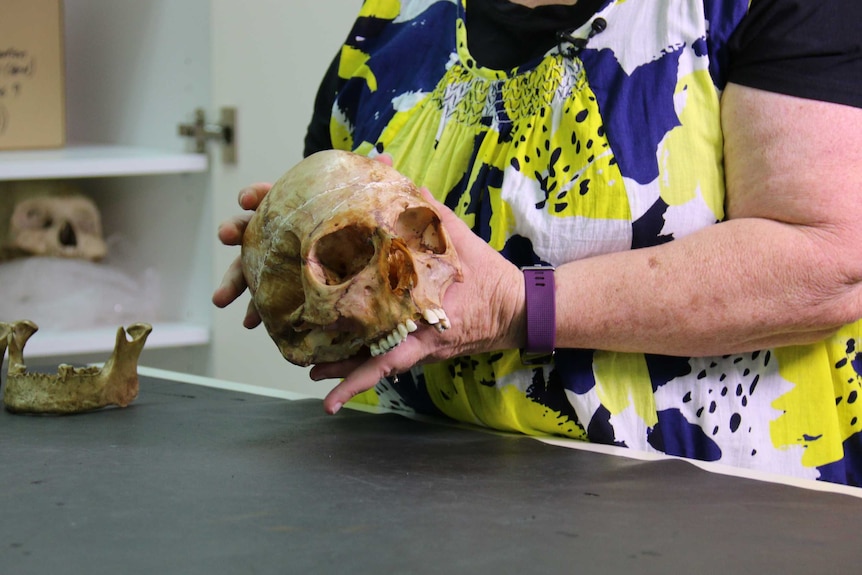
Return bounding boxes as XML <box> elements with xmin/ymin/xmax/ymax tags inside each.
<box><xmin>462</xmin><ymin>0</ymin><xmax>607</xmax><ymax>72</ymax></box>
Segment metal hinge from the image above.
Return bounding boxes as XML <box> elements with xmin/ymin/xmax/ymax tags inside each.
<box><xmin>178</xmin><ymin>107</ymin><xmax>237</xmax><ymax>164</ymax></box>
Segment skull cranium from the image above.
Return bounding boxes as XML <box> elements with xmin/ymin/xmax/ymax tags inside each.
<box><xmin>5</xmin><ymin>194</ymin><xmax>107</xmax><ymax>261</ymax></box>
<box><xmin>241</xmin><ymin>150</ymin><xmax>463</xmax><ymax>366</ymax></box>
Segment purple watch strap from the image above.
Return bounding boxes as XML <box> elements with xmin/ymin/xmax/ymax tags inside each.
<box><xmin>523</xmin><ymin>266</ymin><xmax>556</xmax><ymax>357</ymax></box>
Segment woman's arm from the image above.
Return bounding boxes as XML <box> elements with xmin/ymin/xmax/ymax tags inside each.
<box><xmin>317</xmin><ymin>84</ymin><xmax>862</xmax><ymax>411</ymax></box>
<box><xmin>552</xmin><ymin>83</ymin><xmax>862</xmax><ymax>355</ymax></box>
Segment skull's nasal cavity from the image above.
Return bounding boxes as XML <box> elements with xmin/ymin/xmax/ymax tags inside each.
<box><xmin>59</xmin><ymin>221</ymin><xmax>78</xmax><ymax>247</ymax></box>
<box><xmin>311</xmin><ymin>224</ymin><xmax>374</xmax><ymax>285</ymax></box>
<box><xmin>396</xmin><ymin>207</ymin><xmax>445</xmax><ymax>254</ymax></box>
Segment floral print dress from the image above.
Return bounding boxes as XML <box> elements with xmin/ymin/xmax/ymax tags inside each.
<box><xmin>323</xmin><ymin>0</ymin><xmax>862</xmax><ymax>486</ymax></box>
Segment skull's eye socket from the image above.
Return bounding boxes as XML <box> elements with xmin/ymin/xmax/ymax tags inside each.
<box><xmin>396</xmin><ymin>207</ymin><xmax>446</xmax><ymax>254</ymax></box>
<box><xmin>309</xmin><ymin>224</ymin><xmax>375</xmax><ymax>285</ymax></box>
<box><xmin>16</xmin><ymin>205</ymin><xmax>50</xmax><ymax>229</ymax></box>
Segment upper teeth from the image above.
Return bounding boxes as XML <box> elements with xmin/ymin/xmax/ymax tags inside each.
<box><xmin>369</xmin><ymin>309</ymin><xmax>450</xmax><ymax>357</ymax></box>
<box><xmin>422</xmin><ymin>308</ymin><xmax>451</xmax><ymax>330</ymax></box>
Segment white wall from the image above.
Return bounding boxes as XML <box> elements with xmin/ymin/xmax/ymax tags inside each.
<box><xmin>208</xmin><ymin>1</ymin><xmax>361</xmax><ymax>397</ymax></box>
<box><xmin>61</xmin><ymin>0</ymin><xmax>213</xmax><ymax>375</ymax></box>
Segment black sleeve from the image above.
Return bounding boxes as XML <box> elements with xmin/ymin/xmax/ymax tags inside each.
<box><xmin>727</xmin><ymin>0</ymin><xmax>862</xmax><ymax>108</ymax></box>
<box><xmin>303</xmin><ymin>52</ymin><xmax>341</xmax><ymax>157</ymax></box>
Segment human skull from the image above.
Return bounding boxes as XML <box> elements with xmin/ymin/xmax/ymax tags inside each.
<box><xmin>241</xmin><ymin>150</ymin><xmax>463</xmax><ymax>366</ymax></box>
<box><xmin>5</xmin><ymin>194</ymin><xmax>107</xmax><ymax>261</ymax></box>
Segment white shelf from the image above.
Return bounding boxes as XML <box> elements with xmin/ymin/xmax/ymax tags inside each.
<box><xmin>0</xmin><ymin>144</ymin><xmax>208</xmax><ymax>180</ymax></box>
<box><xmin>21</xmin><ymin>321</ymin><xmax>211</xmax><ymax>359</ymax></box>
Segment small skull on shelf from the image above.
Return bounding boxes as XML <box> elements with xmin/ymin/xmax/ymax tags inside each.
<box><xmin>241</xmin><ymin>150</ymin><xmax>463</xmax><ymax>366</ymax></box>
<box><xmin>0</xmin><ymin>181</ymin><xmax>107</xmax><ymax>262</ymax></box>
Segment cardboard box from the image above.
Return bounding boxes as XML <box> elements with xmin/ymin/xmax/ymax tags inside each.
<box><xmin>0</xmin><ymin>0</ymin><xmax>66</xmax><ymax>150</ymax></box>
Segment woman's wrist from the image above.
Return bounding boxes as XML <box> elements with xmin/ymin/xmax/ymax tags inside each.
<box><xmin>493</xmin><ymin>263</ymin><xmax>528</xmax><ymax>352</ymax></box>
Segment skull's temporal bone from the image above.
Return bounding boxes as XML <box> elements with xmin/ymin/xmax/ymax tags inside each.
<box><xmin>241</xmin><ymin>150</ymin><xmax>462</xmax><ymax>366</ymax></box>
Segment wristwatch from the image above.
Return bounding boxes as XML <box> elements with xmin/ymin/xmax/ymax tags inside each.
<box><xmin>520</xmin><ymin>265</ymin><xmax>556</xmax><ymax>365</ymax></box>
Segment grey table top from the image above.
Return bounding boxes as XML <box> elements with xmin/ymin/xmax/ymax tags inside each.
<box><xmin>2</xmin><ymin>375</ymin><xmax>861</xmax><ymax>575</ymax></box>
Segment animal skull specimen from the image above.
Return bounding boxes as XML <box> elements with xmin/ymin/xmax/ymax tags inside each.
<box><xmin>0</xmin><ymin>320</ymin><xmax>152</xmax><ymax>414</ymax></box>
<box><xmin>241</xmin><ymin>150</ymin><xmax>462</xmax><ymax>366</ymax></box>
<box><xmin>4</xmin><ymin>194</ymin><xmax>107</xmax><ymax>261</ymax></box>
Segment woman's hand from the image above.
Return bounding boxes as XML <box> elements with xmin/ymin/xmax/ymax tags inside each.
<box><xmin>212</xmin><ymin>158</ymin><xmax>527</xmax><ymax>415</ymax></box>
<box><xmin>311</xmin><ymin>187</ymin><xmax>526</xmax><ymax>414</ymax></box>
<box><xmin>212</xmin><ymin>182</ymin><xmax>272</xmax><ymax>328</ymax></box>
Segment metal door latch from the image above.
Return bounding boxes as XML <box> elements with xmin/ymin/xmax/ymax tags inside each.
<box><xmin>178</xmin><ymin>107</ymin><xmax>237</xmax><ymax>164</ymax></box>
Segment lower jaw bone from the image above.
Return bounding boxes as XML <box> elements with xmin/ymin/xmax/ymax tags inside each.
<box><xmin>1</xmin><ymin>320</ymin><xmax>152</xmax><ymax>414</ymax></box>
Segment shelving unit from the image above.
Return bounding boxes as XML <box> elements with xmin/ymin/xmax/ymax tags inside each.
<box><xmin>0</xmin><ymin>144</ymin><xmax>207</xmax><ymax>181</ymax></box>
<box><xmin>21</xmin><ymin>321</ymin><xmax>210</xmax><ymax>360</ymax></box>
<box><xmin>0</xmin><ymin>1</ymin><xmax>215</xmax><ymax>373</ymax></box>
<box><xmin>0</xmin><ymin>144</ymin><xmax>211</xmax><ymax>361</ymax></box>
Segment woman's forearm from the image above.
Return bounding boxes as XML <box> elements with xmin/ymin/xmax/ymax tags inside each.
<box><xmin>551</xmin><ymin>216</ymin><xmax>860</xmax><ymax>357</ymax></box>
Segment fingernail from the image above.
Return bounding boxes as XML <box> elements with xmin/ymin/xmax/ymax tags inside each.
<box><xmin>330</xmin><ymin>402</ymin><xmax>343</xmax><ymax>415</ymax></box>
